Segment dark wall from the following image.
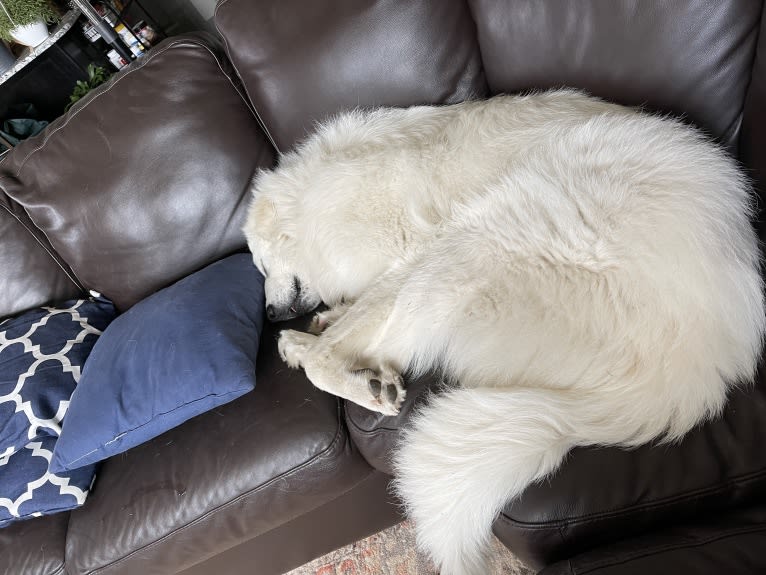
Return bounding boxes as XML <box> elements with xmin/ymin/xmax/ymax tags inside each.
<box><xmin>145</xmin><ymin>0</ymin><xmax>216</xmax><ymax>35</ymax></box>
<box><xmin>0</xmin><ymin>39</ymin><xmax>86</xmax><ymax>122</ymax></box>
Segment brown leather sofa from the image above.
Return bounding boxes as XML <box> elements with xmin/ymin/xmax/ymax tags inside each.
<box><xmin>2</xmin><ymin>1</ymin><xmax>766</xmax><ymax>574</ymax></box>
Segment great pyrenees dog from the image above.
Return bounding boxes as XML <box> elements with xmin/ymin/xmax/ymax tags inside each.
<box><xmin>243</xmin><ymin>90</ymin><xmax>764</xmax><ymax>575</ymax></box>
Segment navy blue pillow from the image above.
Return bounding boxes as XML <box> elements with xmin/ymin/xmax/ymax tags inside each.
<box><xmin>51</xmin><ymin>254</ymin><xmax>265</xmax><ymax>472</ymax></box>
<box><xmin>0</xmin><ymin>299</ymin><xmax>116</xmax><ymax>457</ymax></box>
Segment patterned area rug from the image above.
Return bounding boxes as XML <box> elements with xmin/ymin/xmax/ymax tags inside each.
<box><xmin>286</xmin><ymin>520</ymin><xmax>535</xmax><ymax>575</ymax></box>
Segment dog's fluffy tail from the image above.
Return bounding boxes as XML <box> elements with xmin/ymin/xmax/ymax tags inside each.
<box><xmin>392</xmin><ymin>386</ymin><xmax>612</xmax><ymax>575</ymax></box>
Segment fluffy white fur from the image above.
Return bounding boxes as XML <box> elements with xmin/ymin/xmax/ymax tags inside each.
<box><xmin>243</xmin><ymin>90</ymin><xmax>765</xmax><ymax>575</ymax></box>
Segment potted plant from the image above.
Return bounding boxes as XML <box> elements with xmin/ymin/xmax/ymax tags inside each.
<box><xmin>65</xmin><ymin>63</ymin><xmax>111</xmax><ymax>111</ymax></box>
<box><xmin>0</xmin><ymin>0</ymin><xmax>59</xmax><ymax>47</ymax></box>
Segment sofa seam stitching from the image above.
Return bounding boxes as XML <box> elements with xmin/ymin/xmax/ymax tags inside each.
<box><xmin>198</xmin><ymin>39</ymin><xmax>269</xmax><ymax>136</ymax></box>
<box><xmin>0</xmin><ymin>37</ymin><xmax>255</xmax><ymax>297</ymax></box>
<box><xmin>575</xmin><ymin>524</ymin><xmax>766</xmax><ymax>574</ymax></box>
<box><xmin>59</xmin><ymin>387</ymin><xmax>250</xmax><ymax>468</ymax></box>
<box><xmin>0</xmin><ymin>201</ymin><xmax>84</xmax><ymax>291</ymax></box>
<box><xmin>345</xmin><ymin>412</ymin><xmax>401</xmax><ymax>436</ymax></box>
<box><xmin>738</xmin><ymin>0</ymin><xmax>765</xmax><ymax>126</ymax></box>
<box><xmin>9</xmin><ymin>42</ymin><xmax>175</xmax><ymax>177</ymax></box>
<box><xmin>81</xmin><ymin>400</ymin><xmax>348</xmax><ymax>574</ymax></box>
<box><xmin>178</xmin><ymin>466</ymin><xmax>380</xmax><ymax>574</ymax></box>
<box><xmin>8</xmin><ymin>37</ymin><xmax>248</xmax><ymax>178</ymax></box>
<box><xmin>499</xmin><ymin>466</ymin><xmax>766</xmax><ymax>529</ymax></box>
<box><xmin>214</xmin><ymin>0</ymin><xmax>281</xmax><ymax>153</ymax></box>
<box><xmin>721</xmin><ymin>3</ymin><xmax>764</xmax><ymax>151</ymax></box>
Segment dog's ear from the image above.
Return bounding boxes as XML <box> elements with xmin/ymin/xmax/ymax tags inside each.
<box><xmin>245</xmin><ymin>168</ymin><xmax>298</xmax><ymax>244</ymax></box>
<box><xmin>244</xmin><ymin>195</ymin><xmax>278</xmax><ymax>247</ymax></box>
<box><xmin>252</xmin><ymin>197</ymin><xmax>277</xmax><ymax>230</ymax></box>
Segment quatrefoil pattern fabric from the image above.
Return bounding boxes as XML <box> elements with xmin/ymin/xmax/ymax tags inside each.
<box><xmin>0</xmin><ymin>436</ymin><xmax>98</xmax><ymax>527</ymax></box>
<box><xmin>0</xmin><ymin>298</ymin><xmax>115</xmax><ymax>527</ymax></box>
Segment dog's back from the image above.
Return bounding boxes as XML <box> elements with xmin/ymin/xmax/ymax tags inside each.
<box><xmin>285</xmin><ymin>92</ymin><xmax>762</xmax><ymax>430</ymax></box>
<box><xmin>245</xmin><ymin>90</ymin><xmax>765</xmax><ymax>575</ymax></box>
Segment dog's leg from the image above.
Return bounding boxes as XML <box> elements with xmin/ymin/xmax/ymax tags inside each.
<box><xmin>279</xmin><ymin>264</ymin><xmax>415</xmax><ymax>415</ymax></box>
<box><xmin>279</xmin><ymin>327</ymin><xmax>404</xmax><ymax>415</ymax></box>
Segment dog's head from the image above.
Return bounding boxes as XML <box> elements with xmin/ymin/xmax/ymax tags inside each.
<box><xmin>243</xmin><ymin>169</ymin><xmax>322</xmax><ymax>322</ymax></box>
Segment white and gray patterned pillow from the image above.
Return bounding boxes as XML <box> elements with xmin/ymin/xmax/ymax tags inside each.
<box><xmin>0</xmin><ymin>298</ymin><xmax>115</xmax><ymax>527</ymax></box>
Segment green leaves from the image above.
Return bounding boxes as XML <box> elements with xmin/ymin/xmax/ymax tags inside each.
<box><xmin>65</xmin><ymin>63</ymin><xmax>112</xmax><ymax>112</ymax></box>
<box><xmin>86</xmin><ymin>61</ymin><xmax>109</xmax><ymax>84</ymax></box>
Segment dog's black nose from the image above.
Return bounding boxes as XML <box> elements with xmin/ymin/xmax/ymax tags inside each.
<box><xmin>266</xmin><ymin>305</ymin><xmax>277</xmax><ymax>321</ymax></box>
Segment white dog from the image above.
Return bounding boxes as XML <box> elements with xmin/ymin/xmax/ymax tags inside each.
<box><xmin>243</xmin><ymin>90</ymin><xmax>764</xmax><ymax>575</ymax></box>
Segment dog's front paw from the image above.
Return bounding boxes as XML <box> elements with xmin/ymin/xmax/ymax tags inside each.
<box><xmin>277</xmin><ymin>330</ymin><xmax>315</xmax><ymax>369</ymax></box>
<box><xmin>357</xmin><ymin>366</ymin><xmax>406</xmax><ymax>416</ymax></box>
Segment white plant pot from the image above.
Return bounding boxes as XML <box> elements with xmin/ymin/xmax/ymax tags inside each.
<box><xmin>10</xmin><ymin>19</ymin><xmax>49</xmax><ymax>47</ymax></box>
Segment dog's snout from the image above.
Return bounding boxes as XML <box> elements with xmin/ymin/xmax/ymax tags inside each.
<box><xmin>264</xmin><ymin>274</ymin><xmax>321</xmax><ymax>322</ymax></box>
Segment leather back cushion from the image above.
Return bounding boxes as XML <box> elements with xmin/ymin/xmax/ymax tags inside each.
<box><xmin>0</xmin><ymin>192</ymin><xmax>80</xmax><ymax>319</ymax></box>
<box><xmin>214</xmin><ymin>0</ymin><xmax>487</xmax><ymax>152</ymax></box>
<box><xmin>468</xmin><ymin>0</ymin><xmax>762</xmax><ymax>149</ymax></box>
<box><xmin>0</xmin><ymin>34</ymin><xmax>275</xmax><ymax>311</ymax></box>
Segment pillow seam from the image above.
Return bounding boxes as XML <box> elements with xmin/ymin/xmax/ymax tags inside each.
<box><xmin>56</xmin><ymin>385</ymin><xmax>253</xmax><ymax>470</ymax></box>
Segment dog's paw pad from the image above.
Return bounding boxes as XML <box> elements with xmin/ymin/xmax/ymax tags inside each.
<box><xmin>368</xmin><ymin>378</ymin><xmax>382</xmax><ymax>398</ymax></box>
<box><xmin>369</xmin><ymin>370</ymin><xmax>405</xmax><ymax>416</ymax></box>
<box><xmin>383</xmin><ymin>376</ymin><xmax>406</xmax><ymax>415</ymax></box>
<box><xmin>351</xmin><ymin>367</ymin><xmax>405</xmax><ymax>416</ymax></box>
<box><xmin>384</xmin><ymin>382</ymin><xmax>399</xmax><ymax>404</ymax></box>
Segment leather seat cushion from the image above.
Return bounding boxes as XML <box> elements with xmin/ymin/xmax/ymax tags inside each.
<box><xmin>64</xmin><ymin>319</ymin><xmax>375</xmax><ymax>575</ymax></box>
<box><xmin>0</xmin><ymin>511</ymin><xmax>69</xmax><ymax>575</ymax></box>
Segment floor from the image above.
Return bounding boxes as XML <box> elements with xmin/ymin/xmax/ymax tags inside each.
<box><xmin>286</xmin><ymin>520</ymin><xmax>535</xmax><ymax>575</ymax></box>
